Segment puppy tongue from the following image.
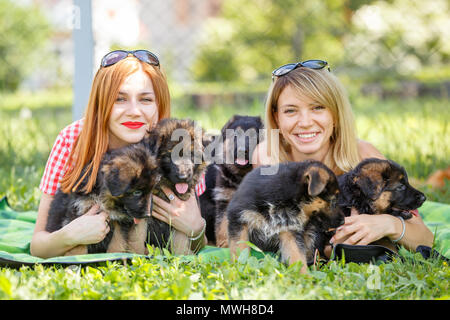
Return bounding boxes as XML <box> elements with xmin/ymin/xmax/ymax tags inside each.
<box><xmin>175</xmin><ymin>183</ymin><xmax>189</xmax><ymax>194</ymax></box>
<box><xmin>236</xmin><ymin>158</ymin><xmax>248</xmax><ymax>165</ymax></box>
<box><xmin>410</xmin><ymin>209</ymin><xmax>419</xmax><ymax>217</ymax></box>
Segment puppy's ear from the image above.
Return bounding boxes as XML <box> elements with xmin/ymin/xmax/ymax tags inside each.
<box><xmin>202</xmin><ymin>132</ymin><xmax>215</xmax><ymax>148</ymax></box>
<box><xmin>354</xmin><ymin>160</ymin><xmax>390</xmax><ymax>200</ymax></box>
<box><xmin>194</xmin><ymin>127</ymin><xmax>206</xmax><ymax>151</ymax></box>
<box><xmin>256</xmin><ymin>116</ymin><xmax>264</xmax><ymax>129</ymax></box>
<box><xmin>102</xmin><ymin>159</ymin><xmax>140</xmax><ymax>197</ymax></box>
<box><xmin>221</xmin><ymin>115</ymin><xmax>238</xmax><ymax>138</ymax></box>
<box><xmin>103</xmin><ymin>168</ymin><xmax>131</xmax><ymax>196</ymax></box>
<box><xmin>304</xmin><ymin>167</ymin><xmax>328</xmax><ymax>197</ymax></box>
<box><xmin>144</xmin><ymin>130</ymin><xmax>162</xmax><ymax>155</ymax></box>
<box><xmin>354</xmin><ymin>176</ymin><xmax>380</xmax><ymax>200</ymax></box>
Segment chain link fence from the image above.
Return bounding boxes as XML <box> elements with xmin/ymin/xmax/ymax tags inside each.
<box><xmin>91</xmin><ymin>0</ymin><xmax>225</xmax><ymax>86</ymax></box>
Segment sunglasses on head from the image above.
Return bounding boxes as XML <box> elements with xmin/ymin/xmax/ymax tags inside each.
<box><xmin>272</xmin><ymin>59</ymin><xmax>330</xmax><ymax>80</ymax></box>
<box><xmin>100</xmin><ymin>50</ymin><xmax>160</xmax><ymax>68</ymax></box>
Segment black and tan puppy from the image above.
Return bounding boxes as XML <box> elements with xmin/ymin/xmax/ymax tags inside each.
<box><xmin>199</xmin><ymin>115</ymin><xmax>264</xmax><ymax>246</ymax></box>
<box><xmin>338</xmin><ymin>158</ymin><xmax>426</xmax><ymax>219</ymax></box>
<box><xmin>227</xmin><ymin>161</ymin><xmax>345</xmax><ymax>273</ymax></box>
<box><xmin>145</xmin><ymin>118</ymin><xmax>208</xmax><ymax>250</ymax></box>
<box><xmin>45</xmin><ymin>140</ymin><xmax>160</xmax><ymax>255</ymax></box>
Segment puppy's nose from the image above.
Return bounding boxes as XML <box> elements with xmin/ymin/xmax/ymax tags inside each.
<box><xmin>177</xmin><ymin>172</ymin><xmax>190</xmax><ymax>180</ymax></box>
<box><xmin>417</xmin><ymin>193</ymin><xmax>426</xmax><ymax>203</ymax></box>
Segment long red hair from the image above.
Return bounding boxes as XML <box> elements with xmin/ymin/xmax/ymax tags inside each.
<box><xmin>60</xmin><ymin>56</ymin><xmax>170</xmax><ymax>193</ymax></box>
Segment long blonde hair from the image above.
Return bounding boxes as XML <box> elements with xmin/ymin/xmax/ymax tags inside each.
<box><xmin>60</xmin><ymin>56</ymin><xmax>171</xmax><ymax>193</ymax></box>
<box><xmin>265</xmin><ymin>67</ymin><xmax>360</xmax><ymax>175</ymax></box>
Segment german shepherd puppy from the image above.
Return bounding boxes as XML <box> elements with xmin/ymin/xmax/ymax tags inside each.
<box><xmin>145</xmin><ymin>118</ymin><xmax>208</xmax><ymax>251</ymax></box>
<box><xmin>227</xmin><ymin>161</ymin><xmax>345</xmax><ymax>273</ymax></box>
<box><xmin>199</xmin><ymin>115</ymin><xmax>263</xmax><ymax>246</ymax></box>
<box><xmin>338</xmin><ymin>158</ymin><xmax>426</xmax><ymax>219</ymax></box>
<box><xmin>45</xmin><ymin>140</ymin><xmax>160</xmax><ymax>255</ymax></box>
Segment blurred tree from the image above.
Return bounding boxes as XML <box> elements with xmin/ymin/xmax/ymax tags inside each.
<box><xmin>0</xmin><ymin>0</ymin><xmax>51</xmax><ymax>92</ymax></box>
<box><xmin>190</xmin><ymin>18</ymin><xmax>240</xmax><ymax>82</ymax></box>
<box><xmin>345</xmin><ymin>0</ymin><xmax>450</xmax><ymax>81</ymax></box>
<box><xmin>192</xmin><ymin>0</ymin><xmax>449</xmax><ymax>84</ymax></box>
<box><xmin>192</xmin><ymin>0</ymin><xmax>366</xmax><ymax>83</ymax></box>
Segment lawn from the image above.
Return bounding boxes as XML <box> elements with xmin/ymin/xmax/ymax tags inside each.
<box><xmin>0</xmin><ymin>247</ymin><xmax>448</xmax><ymax>300</ymax></box>
<box><xmin>0</xmin><ymin>89</ymin><xmax>449</xmax><ymax>300</ymax></box>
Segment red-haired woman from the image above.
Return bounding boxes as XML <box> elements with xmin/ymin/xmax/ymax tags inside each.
<box><xmin>31</xmin><ymin>50</ymin><xmax>206</xmax><ymax>258</ymax></box>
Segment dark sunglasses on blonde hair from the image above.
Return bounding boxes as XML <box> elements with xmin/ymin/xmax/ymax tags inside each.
<box><xmin>100</xmin><ymin>50</ymin><xmax>160</xmax><ymax>68</ymax></box>
<box><xmin>272</xmin><ymin>59</ymin><xmax>330</xmax><ymax>80</ymax></box>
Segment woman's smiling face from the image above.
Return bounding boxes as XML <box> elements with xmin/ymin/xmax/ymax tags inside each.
<box><xmin>108</xmin><ymin>69</ymin><xmax>159</xmax><ymax>150</ymax></box>
<box><xmin>275</xmin><ymin>84</ymin><xmax>334</xmax><ymax>162</ymax></box>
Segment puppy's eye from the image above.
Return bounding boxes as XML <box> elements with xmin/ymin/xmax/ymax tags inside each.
<box><xmin>133</xmin><ymin>190</ymin><xmax>143</xmax><ymax>197</ymax></box>
<box><xmin>396</xmin><ymin>185</ymin><xmax>406</xmax><ymax>191</ymax></box>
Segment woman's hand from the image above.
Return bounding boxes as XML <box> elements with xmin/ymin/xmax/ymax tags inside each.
<box><xmin>151</xmin><ymin>186</ymin><xmax>205</xmax><ymax>238</ymax></box>
<box><xmin>329</xmin><ymin>208</ymin><xmax>399</xmax><ymax>246</ymax></box>
<box><xmin>62</xmin><ymin>204</ymin><xmax>111</xmax><ymax>246</ymax></box>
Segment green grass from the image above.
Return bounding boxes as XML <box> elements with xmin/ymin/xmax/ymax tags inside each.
<box><xmin>0</xmin><ymin>89</ymin><xmax>449</xmax><ymax>300</ymax></box>
<box><xmin>353</xmin><ymin>96</ymin><xmax>450</xmax><ymax>178</ymax></box>
<box><xmin>0</xmin><ymin>248</ymin><xmax>448</xmax><ymax>300</ymax></box>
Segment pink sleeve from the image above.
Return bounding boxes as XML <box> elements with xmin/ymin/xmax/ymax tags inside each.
<box><xmin>39</xmin><ymin>134</ymin><xmax>71</xmax><ymax>195</ymax></box>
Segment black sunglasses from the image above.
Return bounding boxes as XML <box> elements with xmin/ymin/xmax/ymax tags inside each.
<box><xmin>100</xmin><ymin>50</ymin><xmax>160</xmax><ymax>68</ymax></box>
<box><xmin>272</xmin><ymin>59</ymin><xmax>330</xmax><ymax>80</ymax></box>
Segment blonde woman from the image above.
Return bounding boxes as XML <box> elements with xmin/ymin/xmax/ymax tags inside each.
<box><xmin>252</xmin><ymin>60</ymin><xmax>433</xmax><ymax>255</ymax></box>
<box><xmin>31</xmin><ymin>50</ymin><xmax>206</xmax><ymax>258</ymax></box>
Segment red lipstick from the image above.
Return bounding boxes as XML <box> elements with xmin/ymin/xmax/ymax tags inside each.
<box><xmin>121</xmin><ymin>122</ymin><xmax>145</xmax><ymax>129</ymax></box>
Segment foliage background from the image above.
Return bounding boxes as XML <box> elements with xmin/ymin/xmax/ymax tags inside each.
<box><xmin>191</xmin><ymin>0</ymin><xmax>450</xmax><ymax>85</ymax></box>
<box><xmin>0</xmin><ymin>1</ymin><xmax>51</xmax><ymax>91</ymax></box>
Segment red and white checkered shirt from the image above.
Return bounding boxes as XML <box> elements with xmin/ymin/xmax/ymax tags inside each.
<box><xmin>40</xmin><ymin>119</ymin><xmax>83</xmax><ymax>195</ymax></box>
<box><xmin>40</xmin><ymin>119</ymin><xmax>206</xmax><ymax>196</ymax></box>
<box><xmin>194</xmin><ymin>173</ymin><xmax>206</xmax><ymax>197</ymax></box>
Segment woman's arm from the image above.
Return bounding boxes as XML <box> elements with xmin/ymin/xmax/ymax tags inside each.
<box><xmin>152</xmin><ymin>186</ymin><xmax>206</xmax><ymax>254</ymax></box>
<box><xmin>329</xmin><ymin>140</ymin><xmax>434</xmax><ymax>251</ymax></box>
<box><xmin>31</xmin><ymin>193</ymin><xmax>111</xmax><ymax>258</ymax></box>
<box><xmin>31</xmin><ymin>193</ymin><xmax>75</xmax><ymax>258</ymax></box>
<box><xmin>383</xmin><ymin>211</ymin><xmax>434</xmax><ymax>249</ymax></box>
<box><xmin>326</xmin><ymin>140</ymin><xmax>434</xmax><ymax>253</ymax></box>
<box><xmin>330</xmin><ymin>209</ymin><xmax>434</xmax><ymax>250</ymax></box>
<box><xmin>357</xmin><ymin>139</ymin><xmax>386</xmax><ymax>160</ymax></box>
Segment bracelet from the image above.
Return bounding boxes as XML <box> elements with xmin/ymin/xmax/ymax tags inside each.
<box><xmin>392</xmin><ymin>216</ymin><xmax>405</xmax><ymax>243</ymax></box>
<box><xmin>188</xmin><ymin>218</ymin><xmax>206</xmax><ymax>241</ymax></box>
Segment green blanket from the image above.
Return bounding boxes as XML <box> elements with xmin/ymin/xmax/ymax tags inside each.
<box><xmin>0</xmin><ymin>196</ymin><xmax>448</xmax><ymax>268</ymax></box>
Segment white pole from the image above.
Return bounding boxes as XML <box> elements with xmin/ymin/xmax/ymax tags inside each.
<box><xmin>72</xmin><ymin>0</ymin><xmax>94</xmax><ymax>121</ymax></box>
